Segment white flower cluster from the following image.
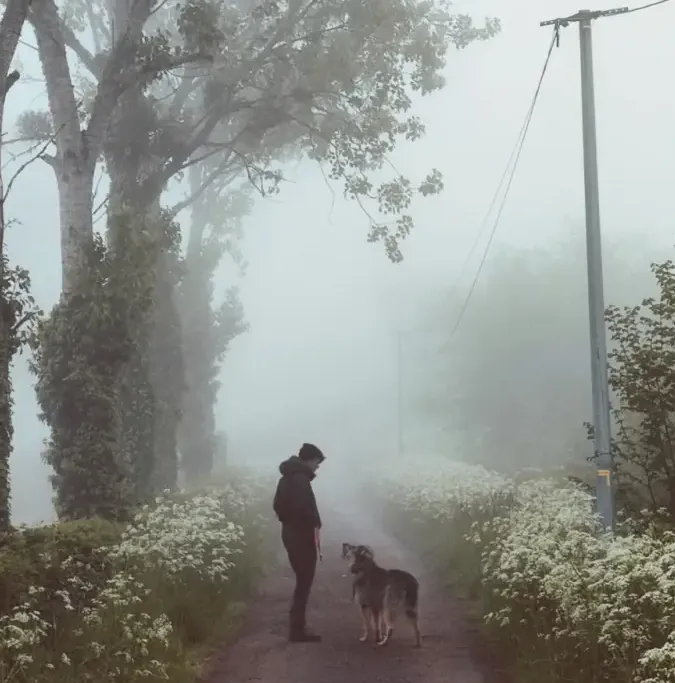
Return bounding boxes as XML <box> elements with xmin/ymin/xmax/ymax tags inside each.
<box><xmin>110</xmin><ymin>492</ymin><xmax>246</xmax><ymax>581</ymax></box>
<box><xmin>377</xmin><ymin>456</ymin><xmax>675</xmax><ymax>683</ymax></box>
<box><xmin>0</xmin><ymin>476</ymin><xmax>266</xmax><ymax>683</ymax></box>
<box><xmin>376</xmin><ymin>456</ymin><xmax>514</xmax><ymax>520</ymax></box>
<box><xmin>0</xmin><ymin>560</ymin><xmax>175</xmax><ymax>682</ymax></box>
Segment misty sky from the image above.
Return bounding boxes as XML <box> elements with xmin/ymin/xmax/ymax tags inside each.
<box><xmin>5</xmin><ymin>0</ymin><xmax>675</xmax><ymax>523</ymax></box>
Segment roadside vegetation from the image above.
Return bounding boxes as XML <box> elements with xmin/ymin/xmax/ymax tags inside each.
<box><xmin>375</xmin><ymin>457</ymin><xmax>675</xmax><ymax>683</ymax></box>
<box><xmin>378</xmin><ymin>239</ymin><xmax>675</xmax><ymax>683</ymax></box>
<box><xmin>0</xmin><ymin>469</ymin><xmax>275</xmax><ymax>683</ymax></box>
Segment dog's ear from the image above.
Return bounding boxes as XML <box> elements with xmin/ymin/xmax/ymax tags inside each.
<box><xmin>354</xmin><ymin>544</ymin><xmax>374</xmax><ymax>559</ymax></box>
<box><xmin>341</xmin><ymin>542</ymin><xmax>351</xmax><ymax>558</ymax></box>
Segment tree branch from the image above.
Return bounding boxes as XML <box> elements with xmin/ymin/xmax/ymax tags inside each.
<box><xmin>167</xmin><ymin>71</ymin><xmax>199</xmax><ymax>121</ymax></box>
<box><xmin>168</xmin><ymin>154</ymin><xmax>238</xmax><ymax>220</ymax></box>
<box><xmin>0</xmin><ymin>0</ymin><xmax>32</xmax><ymax>274</ymax></box>
<box><xmin>139</xmin><ymin>0</ymin><xmax>321</xmax><ymax>207</ymax></box>
<box><xmin>26</xmin><ymin>2</ymin><xmax>100</xmax><ymax>77</ymax></box>
<box><xmin>84</xmin><ymin>2</ymin><xmax>103</xmax><ymax>55</ymax></box>
<box><xmin>84</xmin><ymin>0</ymin><xmax>153</xmax><ymax>150</ymax></box>
<box><xmin>3</xmin><ymin>70</ymin><xmax>19</xmax><ymax>95</ymax></box>
<box><xmin>11</xmin><ymin>310</ymin><xmax>34</xmax><ymax>334</ymax></box>
<box><xmin>87</xmin><ymin>43</ymin><xmax>210</xmax><ymax>153</ymax></box>
<box><xmin>31</xmin><ymin>0</ymin><xmax>83</xmax><ymax>159</ymax></box>
<box><xmin>2</xmin><ymin>130</ymin><xmax>61</xmax><ymax>203</ymax></box>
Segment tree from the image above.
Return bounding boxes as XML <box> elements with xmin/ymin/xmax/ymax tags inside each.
<box><xmin>0</xmin><ymin>0</ymin><xmax>37</xmax><ymax>532</ymax></box>
<box><xmin>32</xmin><ymin>224</ymin><xmax>162</xmax><ymax>520</ymax></box>
<box><xmin>22</xmin><ymin>0</ymin><xmax>211</xmax><ymax>513</ymax></box>
<box><xmin>415</xmin><ymin>232</ymin><xmax>659</xmax><ymax>473</ymax></box>
<box><xmin>605</xmin><ymin>259</ymin><xmax>675</xmax><ymax>524</ymax></box>
<box><xmin>21</xmin><ymin>0</ymin><xmax>500</xmax><ymax>277</ymax></box>
<box><xmin>177</xmin><ymin>166</ymin><xmax>249</xmax><ymax>486</ymax></box>
<box><xmin>21</xmin><ymin>0</ymin><xmax>499</xmax><ymax>517</ymax></box>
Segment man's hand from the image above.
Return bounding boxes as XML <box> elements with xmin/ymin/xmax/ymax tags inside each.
<box><xmin>315</xmin><ymin>528</ymin><xmax>323</xmax><ymax>562</ymax></box>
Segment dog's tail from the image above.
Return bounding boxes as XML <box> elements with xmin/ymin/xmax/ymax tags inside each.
<box><xmin>404</xmin><ymin>575</ymin><xmax>419</xmax><ymax>618</ymax></box>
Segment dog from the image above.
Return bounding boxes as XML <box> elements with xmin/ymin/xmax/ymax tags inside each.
<box><xmin>341</xmin><ymin>542</ymin><xmax>375</xmax><ymax>602</ymax></box>
<box><xmin>342</xmin><ymin>542</ymin><xmax>422</xmax><ymax>647</ymax></box>
<box><xmin>341</xmin><ymin>542</ymin><xmax>374</xmax><ymax>562</ymax></box>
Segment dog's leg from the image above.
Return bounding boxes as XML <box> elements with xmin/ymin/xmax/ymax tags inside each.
<box><xmin>372</xmin><ymin>610</ymin><xmax>381</xmax><ymax>643</ymax></box>
<box><xmin>359</xmin><ymin>606</ymin><xmax>372</xmax><ymax>642</ymax></box>
<box><xmin>406</xmin><ymin>609</ymin><xmax>422</xmax><ymax>648</ymax></box>
<box><xmin>376</xmin><ymin>606</ymin><xmax>394</xmax><ymax>647</ymax></box>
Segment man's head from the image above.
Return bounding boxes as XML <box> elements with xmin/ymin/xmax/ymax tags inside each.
<box><xmin>298</xmin><ymin>442</ymin><xmax>325</xmax><ymax>473</ymax></box>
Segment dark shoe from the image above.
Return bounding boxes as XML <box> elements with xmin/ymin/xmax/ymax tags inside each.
<box><xmin>289</xmin><ymin>630</ymin><xmax>322</xmax><ymax>643</ymax></box>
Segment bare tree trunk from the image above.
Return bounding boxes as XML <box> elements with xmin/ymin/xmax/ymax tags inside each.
<box><xmin>54</xmin><ymin>169</ymin><xmax>95</xmax><ymax>286</ymax></box>
<box><xmin>31</xmin><ymin>0</ymin><xmax>98</xmax><ymax>291</ymax></box>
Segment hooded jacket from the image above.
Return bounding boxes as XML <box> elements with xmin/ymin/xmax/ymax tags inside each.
<box><xmin>273</xmin><ymin>456</ymin><xmax>322</xmax><ymax>532</ymax></box>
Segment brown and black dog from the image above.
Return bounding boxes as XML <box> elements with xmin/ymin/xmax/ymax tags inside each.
<box><xmin>341</xmin><ymin>542</ymin><xmax>421</xmax><ymax>647</ymax></box>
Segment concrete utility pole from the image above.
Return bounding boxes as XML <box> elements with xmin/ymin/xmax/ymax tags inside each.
<box><xmin>540</xmin><ymin>7</ymin><xmax>632</xmax><ymax>531</ymax></box>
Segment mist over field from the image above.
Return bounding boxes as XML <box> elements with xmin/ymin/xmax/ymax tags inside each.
<box><xmin>5</xmin><ymin>0</ymin><xmax>675</xmax><ymax>526</ymax></box>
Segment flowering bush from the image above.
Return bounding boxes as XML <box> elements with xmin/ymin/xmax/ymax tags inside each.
<box><xmin>375</xmin><ymin>456</ymin><xmax>675</xmax><ymax>683</ymax></box>
<box><xmin>0</xmin><ymin>470</ymin><xmax>274</xmax><ymax>683</ymax></box>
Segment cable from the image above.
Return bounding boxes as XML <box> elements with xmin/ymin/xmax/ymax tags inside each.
<box><xmin>443</xmin><ymin>0</ymin><xmax>670</xmax><ymax>347</ymax></box>
<box><xmin>447</xmin><ymin>93</ymin><xmax>534</xmax><ymax>294</ymax></box>
<box><xmin>444</xmin><ymin>26</ymin><xmax>559</xmax><ymax>346</ymax></box>
<box><xmin>625</xmin><ymin>0</ymin><xmax>671</xmax><ymax>12</ymax></box>
<box><xmin>553</xmin><ymin>0</ymin><xmax>673</xmax><ymax>24</ymax></box>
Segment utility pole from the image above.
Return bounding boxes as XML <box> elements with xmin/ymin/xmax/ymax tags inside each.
<box><xmin>540</xmin><ymin>8</ymin><xmax>631</xmax><ymax>531</ymax></box>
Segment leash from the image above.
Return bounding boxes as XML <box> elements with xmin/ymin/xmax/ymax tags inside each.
<box><xmin>315</xmin><ymin>528</ymin><xmax>323</xmax><ymax>562</ymax></box>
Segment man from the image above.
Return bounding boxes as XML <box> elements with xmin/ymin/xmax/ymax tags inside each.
<box><xmin>273</xmin><ymin>442</ymin><xmax>325</xmax><ymax>642</ymax></box>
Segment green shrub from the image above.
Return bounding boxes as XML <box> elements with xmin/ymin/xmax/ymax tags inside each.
<box><xmin>0</xmin><ymin>519</ymin><xmax>121</xmax><ymax>614</ymax></box>
<box><xmin>0</xmin><ymin>471</ymin><xmax>275</xmax><ymax>683</ymax></box>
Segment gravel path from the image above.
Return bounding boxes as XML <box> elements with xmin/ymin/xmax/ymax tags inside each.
<box><xmin>202</xmin><ymin>507</ymin><xmax>510</xmax><ymax>683</ymax></box>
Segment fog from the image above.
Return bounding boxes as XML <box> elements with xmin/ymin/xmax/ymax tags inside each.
<box><xmin>6</xmin><ymin>0</ymin><xmax>675</xmax><ymax>524</ymax></box>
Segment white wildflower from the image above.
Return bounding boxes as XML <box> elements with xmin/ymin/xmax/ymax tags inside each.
<box><xmin>377</xmin><ymin>455</ymin><xmax>675</xmax><ymax>681</ymax></box>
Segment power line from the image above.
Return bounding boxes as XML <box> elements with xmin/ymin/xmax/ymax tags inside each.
<box><xmin>444</xmin><ymin>25</ymin><xmax>559</xmax><ymax>345</ymax></box>
<box><xmin>443</xmin><ymin>0</ymin><xmax>671</xmax><ymax>349</ymax></box>
<box><xmin>447</xmin><ymin>90</ymin><xmax>535</xmax><ymax>294</ymax></box>
<box><xmin>625</xmin><ymin>0</ymin><xmax>671</xmax><ymax>12</ymax></box>
<box><xmin>546</xmin><ymin>0</ymin><xmax>672</xmax><ymax>26</ymax></box>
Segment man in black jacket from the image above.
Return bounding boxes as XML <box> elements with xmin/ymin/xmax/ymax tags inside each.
<box><xmin>273</xmin><ymin>443</ymin><xmax>325</xmax><ymax>642</ymax></box>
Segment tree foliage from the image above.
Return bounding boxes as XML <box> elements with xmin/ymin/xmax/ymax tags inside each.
<box><xmin>31</xmin><ymin>214</ymin><xmax>179</xmax><ymax>520</ymax></box>
<box><xmin>108</xmin><ymin>206</ymin><xmax>185</xmax><ymax>502</ymax></box>
<box><xmin>606</xmin><ymin>259</ymin><xmax>675</xmax><ymax>524</ymax></box>
<box><xmin>21</xmin><ymin>0</ymin><xmax>499</xmax><ymax>261</ymax></box>
<box><xmin>0</xmin><ymin>260</ymin><xmax>38</xmax><ymax>531</ymax></box>
<box><xmin>416</xmin><ymin>234</ymin><xmax>658</xmax><ymax>473</ymax></box>
<box><xmin>32</xmin><ymin>237</ymin><xmax>131</xmax><ymax>521</ymax></box>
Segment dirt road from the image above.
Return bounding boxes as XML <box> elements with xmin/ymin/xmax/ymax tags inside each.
<box><xmin>203</xmin><ymin>508</ymin><xmax>509</xmax><ymax>683</ymax></box>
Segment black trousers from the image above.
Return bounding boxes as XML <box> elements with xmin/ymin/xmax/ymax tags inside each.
<box><xmin>282</xmin><ymin>525</ymin><xmax>317</xmax><ymax>634</ymax></box>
